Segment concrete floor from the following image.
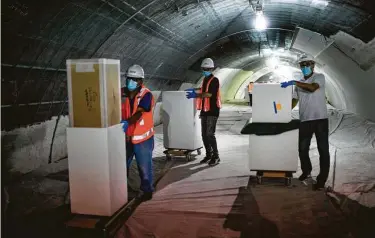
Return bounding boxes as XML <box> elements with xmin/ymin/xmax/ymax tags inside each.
<box><xmin>3</xmin><ymin>105</ymin><xmax>375</xmax><ymax>238</ymax></box>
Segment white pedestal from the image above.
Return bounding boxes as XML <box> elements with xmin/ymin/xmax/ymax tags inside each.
<box><xmin>249</xmin><ymin>129</ymin><xmax>299</xmax><ymax>172</ymax></box>
<box><xmin>252</xmin><ymin>83</ymin><xmax>293</xmax><ymax>123</ymax></box>
<box><xmin>162</xmin><ymin>91</ymin><xmax>203</xmax><ymax>150</ymax></box>
<box><xmin>67</xmin><ymin>124</ymin><xmax>127</xmax><ymax>216</ymax></box>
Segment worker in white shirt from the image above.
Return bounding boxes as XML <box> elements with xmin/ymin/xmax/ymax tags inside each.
<box><xmin>280</xmin><ymin>55</ymin><xmax>329</xmax><ymax>191</ymax></box>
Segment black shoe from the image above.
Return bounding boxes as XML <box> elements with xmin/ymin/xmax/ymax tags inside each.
<box><xmin>137</xmin><ymin>192</ymin><xmax>153</xmax><ymax>201</ymax></box>
<box><xmin>200</xmin><ymin>156</ymin><xmax>211</xmax><ymax>164</ymax></box>
<box><xmin>312</xmin><ymin>183</ymin><xmax>325</xmax><ymax>191</ymax></box>
<box><xmin>208</xmin><ymin>157</ymin><xmax>220</xmax><ymax>166</ymax></box>
<box><xmin>298</xmin><ymin>173</ymin><xmax>311</xmax><ymax>181</ymax></box>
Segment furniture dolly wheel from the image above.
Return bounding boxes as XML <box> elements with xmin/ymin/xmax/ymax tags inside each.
<box><xmin>197</xmin><ymin>149</ymin><xmax>202</xmax><ymax>155</ymax></box>
<box><xmin>166</xmin><ymin>154</ymin><xmax>172</xmax><ymax>160</ymax></box>
<box><xmin>186</xmin><ymin>153</ymin><xmax>193</xmax><ymax>161</ymax></box>
<box><xmin>256</xmin><ymin>176</ymin><xmax>263</xmax><ymax>185</ymax></box>
<box><xmin>285</xmin><ymin>177</ymin><xmax>292</xmax><ymax>186</ymax></box>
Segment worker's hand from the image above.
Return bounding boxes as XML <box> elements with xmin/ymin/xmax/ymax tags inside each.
<box><xmin>121</xmin><ymin>120</ymin><xmax>129</xmax><ymax>132</ymax></box>
<box><xmin>280</xmin><ymin>80</ymin><xmax>296</xmax><ymax>88</ymax></box>
<box><xmin>186</xmin><ymin>90</ymin><xmax>198</xmax><ymax>99</ymax></box>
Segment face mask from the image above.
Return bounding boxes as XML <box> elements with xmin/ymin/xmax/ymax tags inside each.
<box><xmin>127</xmin><ymin>79</ymin><xmax>138</xmax><ymax>91</ymax></box>
<box><xmin>301</xmin><ymin>66</ymin><xmax>312</xmax><ymax>76</ymax></box>
<box><xmin>202</xmin><ymin>71</ymin><xmax>211</xmax><ymax>77</ymax></box>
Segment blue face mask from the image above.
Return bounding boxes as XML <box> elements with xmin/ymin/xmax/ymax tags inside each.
<box><xmin>301</xmin><ymin>66</ymin><xmax>312</xmax><ymax>76</ymax></box>
<box><xmin>202</xmin><ymin>71</ymin><xmax>211</xmax><ymax>77</ymax></box>
<box><xmin>127</xmin><ymin>79</ymin><xmax>138</xmax><ymax>91</ymax></box>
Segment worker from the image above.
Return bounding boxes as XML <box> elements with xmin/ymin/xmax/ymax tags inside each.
<box><xmin>185</xmin><ymin>58</ymin><xmax>222</xmax><ymax>166</ymax></box>
<box><xmin>280</xmin><ymin>55</ymin><xmax>329</xmax><ymax>191</ymax></box>
<box><xmin>121</xmin><ymin>64</ymin><xmax>155</xmax><ymax>201</ymax></box>
<box><xmin>248</xmin><ymin>82</ymin><xmax>254</xmax><ymax>106</ymax></box>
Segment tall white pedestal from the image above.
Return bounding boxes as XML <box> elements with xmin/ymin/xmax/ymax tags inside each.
<box><xmin>249</xmin><ymin>130</ymin><xmax>298</xmax><ymax>172</ymax></box>
<box><xmin>162</xmin><ymin>91</ymin><xmax>203</xmax><ymax>150</ymax></box>
<box><xmin>67</xmin><ymin>124</ymin><xmax>127</xmax><ymax>216</ymax></box>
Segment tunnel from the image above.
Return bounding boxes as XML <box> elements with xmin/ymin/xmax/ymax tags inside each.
<box><xmin>2</xmin><ymin>0</ymin><xmax>375</xmax><ymax>237</ymax></box>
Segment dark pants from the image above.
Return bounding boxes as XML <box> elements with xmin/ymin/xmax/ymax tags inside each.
<box><xmin>249</xmin><ymin>93</ymin><xmax>252</xmax><ymax>106</ymax></box>
<box><xmin>201</xmin><ymin>116</ymin><xmax>219</xmax><ymax>158</ymax></box>
<box><xmin>299</xmin><ymin>119</ymin><xmax>330</xmax><ymax>186</ymax></box>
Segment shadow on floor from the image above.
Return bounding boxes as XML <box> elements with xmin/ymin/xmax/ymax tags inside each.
<box><xmin>328</xmin><ymin>191</ymin><xmax>375</xmax><ymax>238</ymax></box>
<box><xmin>156</xmin><ymin>160</ymin><xmax>210</xmax><ymax>192</ymax></box>
<box><xmin>223</xmin><ymin>176</ymin><xmax>280</xmax><ymax>238</ymax></box>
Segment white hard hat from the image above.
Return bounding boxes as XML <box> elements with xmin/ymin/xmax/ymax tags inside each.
<box><xmin>298</xmin><ymin>54</ymin><xmax>315</xmax><ymax>63</ymax></box>
<box><xmin>201</xmin><ymin>58</ymin><xmax>214</xmax><ymax>68</ymax></box>
<box><xmin>126</xmin><ymin>64</ymin><xmax>144</xmax><ymax>78</ymax></box>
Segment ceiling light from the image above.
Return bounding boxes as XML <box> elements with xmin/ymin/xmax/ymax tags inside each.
<box><xmin>255</xmin><ymin>12</ymin><xmax>267</xmax><ymax>31</ymax></box>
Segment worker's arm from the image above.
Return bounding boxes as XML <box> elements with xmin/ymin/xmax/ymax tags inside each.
<box><xmin>196</xmin><ymin>92</ymin><xmax>212</xmax><ymax>98</ymax></box>
<box><xmin>295</xmin><ymin>81</ymin><xmax>320</xmax><ymax>92</ymax></box>
<box><xmin>295</xmin><ymin>74</ymin><xmax>325</xmax><ymax>93</ymax></box>
<box><xmin>127</xmin><ymin>108</ymin><xmax>145</xmax><ymax>125</ymax></box>
<box><xmin>126</xmin><ymin>92</ymin><xmax>153</xmax><ymax>125</ymax></box>
<box><xmin>196</xmin><ymin>77</ymin><xmax>218</xmax><ymax>98</ymax></box>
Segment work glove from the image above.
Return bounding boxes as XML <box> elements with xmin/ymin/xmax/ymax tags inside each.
<box><xmin>280</xmin><ymin>80</ymin><xmax>296</xmax><ymax>88</ymax></box>
<box><xmin>121</xmin><ymin>120</ymin><xmax>129</xmax><ymax>132</ymax></box>
<box><xmin>185</xmin><ymin>88</ymin><xmax>198</xmax><ymax>99</ymax></box>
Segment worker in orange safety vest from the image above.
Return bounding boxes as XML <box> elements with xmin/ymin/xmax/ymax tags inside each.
<box><xmin>185</xmin><ymin>58</ymin><xmax>222</xmax><ymax>166</ymax></box>
<box><xmin>121</xmin><ymin>64</ymin><xmax>155</xmax><ymax>201</ymax></box>
<box><xmin>248</xmin><ymin>81</ymin><xmax>254</xmax><ymax>106</ymax></box>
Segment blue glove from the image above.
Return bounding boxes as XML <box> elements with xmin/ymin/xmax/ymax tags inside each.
<box><xmin>281</xmin><ymin>80</ymin><xmax>295</xmax><ymax>88</ymax></box>
<box><xmin>185</xmin><ymin>89</ymin><xmax>198</xmax><ymax>99</ymax></box>
<box><xmin>121</xmin><ymin>120</ymin><xmax>129</xmax><ymax>132</ymax></box>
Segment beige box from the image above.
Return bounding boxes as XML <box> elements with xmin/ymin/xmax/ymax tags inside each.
<box><xmin>66</xmin><ymin>59</ymin><xmax>121</xmax><ymax>128</ymax></box>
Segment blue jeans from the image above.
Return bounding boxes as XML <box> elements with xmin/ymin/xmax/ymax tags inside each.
<box><xmin>126</xmin><ymin>136</ymin><xmax>154</xmax><ymax>193</ymax></box>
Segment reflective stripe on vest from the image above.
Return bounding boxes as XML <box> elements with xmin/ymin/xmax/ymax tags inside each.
<box><xmin>132</xmin><ymin>127</ymin><xmax>154</xmax><ymax>141</ymax></box>
<box><xmin>196</xmin><ymin>76</ymin><xmax>222</xmax><ymax>112</ymax></box>
<box><xmin>121</xmin><ymin>86</ymin><xmax>155</xmax><ymax>144</ymax></box>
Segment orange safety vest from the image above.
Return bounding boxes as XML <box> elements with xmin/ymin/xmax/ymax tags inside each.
<box><xmin>196</xmin><ymin>76</ymin><xmax>222</xmax><ymax>112</ymax></box>
<box><xmin>121</xmin><ymin>86</ymin><xmax>155</xmax><ymax>144</ymax></box>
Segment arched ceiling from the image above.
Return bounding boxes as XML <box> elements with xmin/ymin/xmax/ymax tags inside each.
<box><xmin>2</xmin><ymin>0</ymin><xmax>375</xmax><ymax>130</ymax></box>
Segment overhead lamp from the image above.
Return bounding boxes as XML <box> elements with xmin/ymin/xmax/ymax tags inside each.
<box><xmin>255</xmin><ymin>12</ymin><xmax>267</xmax><ymax>31</ymax></box>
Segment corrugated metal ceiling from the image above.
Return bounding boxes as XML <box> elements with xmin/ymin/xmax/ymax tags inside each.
<box><xmin>2</xmin><ymin>0</ymin><xmax>374</xmax><ymax>129</ymax></box>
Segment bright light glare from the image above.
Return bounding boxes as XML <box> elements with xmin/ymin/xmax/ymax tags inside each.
<box><xmin>255</xmin><ymin>14</ymin><xmax>267</xmax><ymax>31</ymax></box>
<box><xmin>311</xmin><ymin>0</ymin><xmax>329</xmax><ymax>7</ymax></box>
<box><xmin>266</xmin><ymin>57</ymin><xmax>279</xmax><ymax>69</ymax></box>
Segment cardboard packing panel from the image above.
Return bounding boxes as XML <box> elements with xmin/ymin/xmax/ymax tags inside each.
<box><xmin>67</xmin><ymin>59</ymin><xmax>121</xmax><ymax>128</ymax></box>
<box><xmin>105</xmin><ymin>63</ymin><xmax>121</xmax><ymax>127</ymax></box>
<box><xmin>70</xmin><ymin>63</ymin><xmax>102</xmax><ymax>127</ymax></box>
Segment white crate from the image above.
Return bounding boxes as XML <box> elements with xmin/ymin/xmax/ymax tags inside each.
<box><xmin>249</xmin><ymin>130</ymin><xmax>298</xmax><ymax>172</ymax></box>
<box><xmin>252</xmin><ymin>83</ymin><xmax>293</xmax><ymax>123</ymax></box>
<box><xmin>67</xmin><ymin>124</ymin><xmax>127</xmax><ymax>216</ymax></box>
<box><xmin>162</xmin><ymin>91</ymin><xmax>203</xmax><ymax>150</ymax></box>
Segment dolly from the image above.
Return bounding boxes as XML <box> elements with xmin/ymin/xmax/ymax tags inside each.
<box><xmin>255</xmin><ymin>170</ymin><xmax>293</xmax><ymax>186</ymax></box>
<box><xmin>65</xmin><ymin>197</ymin><xmax>141</xmax><ymax>238</ymax></box>
<box><xmin>163</xmin><ymin>147</ymin><xmax>203</xmax><ymax>162</ymax></box>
